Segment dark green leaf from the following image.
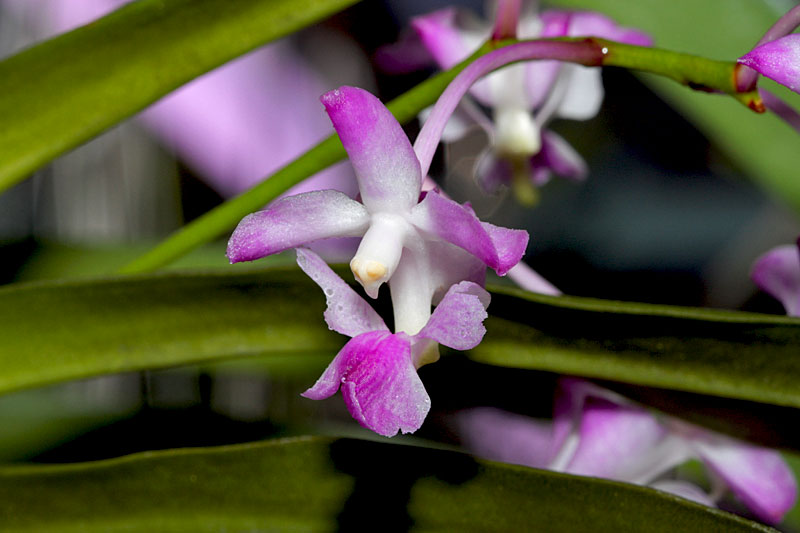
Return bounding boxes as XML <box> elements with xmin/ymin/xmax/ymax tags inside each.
<box><xmin>0</xmin><ymin>436</ymin><xmax>776</xmax><ymax>532</ymax></box>
<box><xmin>2</xmin><ymin>268</ymin><xmax>800</xmax><ymax>413</ymax></box>
<box><xmin>0</xmin><ymin>0</ymin><xmax>359</xmax><ymax>193</ymax></box>
<box><xmin>472</xmin><ymin>285</ymin><xmax>800</xmax><ymax>408</ymax></box>
<box><xmin>0</xmin><ymin>267</ymin><xmax>342</xmax><ymax>396</ymax></box>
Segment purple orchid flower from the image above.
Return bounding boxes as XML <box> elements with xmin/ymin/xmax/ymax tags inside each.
<box><xmin>407</xmin><ymin>3</ymin><xmax>651</xmax><ymax>196</ymax></box>
<box><xmin>457</xmin><ymin>379</ymin><xmax>797</xmax><ymax>525</ymax></box>
<box><xmin>751</xmin><ymin>239</ymin><xmax>800</xmax><ymax>317</ymax></box>
<box><xmin>228</xmin><ymin>86</ymin><xmax>528</xmax><ymax>336</ymax></box>
<box><xmin>739</xmin><ymin>35</ymin><xmax>800</xmax><ymax>95</ymax></box>
<box><xmin>296</xmin><ymin>248</ymin><xmax>489</xmax><ymax>436</ymax></box>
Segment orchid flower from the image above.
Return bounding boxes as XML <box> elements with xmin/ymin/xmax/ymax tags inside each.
<box><xmin>457</xmin><ymin>379</ymin><xmax>797</xmax><ymax>525</ymax></box>
<box><xmin>228</xmin><ymin>86</ymin><xmax>528</xmax><ymax>337</ymax></box>
<box><xmin>408</xmin><ymin>3</ymin><xmax>651</xmax><ymax>197</ymax></box>
<box><xmin>296</xmin><ymin>248</ymin><xmax>489</xmax><ymax>436</ymax></box>
<box><xmin>751</xmin><ymin>239</ymin><xmax>800</xmax><ymax>316</ymax></box>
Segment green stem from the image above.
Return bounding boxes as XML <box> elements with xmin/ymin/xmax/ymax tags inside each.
<box><xmin>120</xmin><ymin>38</ymin><xmax>761</xmax><ymax>274</ymax></box>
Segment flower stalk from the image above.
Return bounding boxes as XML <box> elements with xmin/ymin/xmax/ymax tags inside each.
<box><xmin>121</xmin><ymin>37</ymin><xmax>764</xmax><ymax>275</ymax></box>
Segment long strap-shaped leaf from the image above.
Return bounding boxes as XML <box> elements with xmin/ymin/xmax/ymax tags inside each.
<box><xmin>0</xmin><ymin>436</ymin><xmax>775</xmax><ymax>532</ymax></box>
<box><xmin>474</xmin><ymin>285</ymin><xmax>800</xmax><ymax>408</ymax></box>
<box><xmin>1</xmin><ymin>268</ymin><xmax>799</xmax><ymax>410</ymax></box>
<box><xmin>0</xmin><ymin>0</ymin><xmax>359</xmax><ymax>193</ymax></box>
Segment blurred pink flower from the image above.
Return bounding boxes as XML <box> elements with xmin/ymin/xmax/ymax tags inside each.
<box><xmin>2</xmin><ymin>0</ymin><xmax>359</xmax><ymax>198</ymax></box>
<box><xmin>457</xmin><ymin>379</ymin><xmax>797</xmax><ymax>524</ymax></box>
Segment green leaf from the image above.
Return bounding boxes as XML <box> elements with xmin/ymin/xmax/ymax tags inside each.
<box><xmin>0</xmin><ymin>436</ymin><xmax>775</xmax><ymax>532</ymax></box>
<box><xmin>2</xmin><ymin>268</ymin><xmax>800</xmax><ymax>413</ymax></box>
<box><xmin>472</xmin><ymin>285</ymin><xmax>800</xmax><ymax>408</ymax></box>
<box><xmin>0</xmin><ymin>267</ymin><xmax>342</xmax><ymax>396</ymax></box>
<box><xmin>0</xmin><ymin>0</ymin><xmax>359</xmax><ymax>194</ymax></box>
<box><xmin>546</xmin><ymin>0</ymin><xmax>800</xmax><ymax>212</ymax></box>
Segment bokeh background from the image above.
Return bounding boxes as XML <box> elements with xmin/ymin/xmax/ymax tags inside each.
<box><xmin>0</xmin><ymin>0</ymin><xmax>799</xmax><ymax>526</ymax></box>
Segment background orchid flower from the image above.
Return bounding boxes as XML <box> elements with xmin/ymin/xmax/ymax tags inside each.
<box><xmin>408</xmin><ymin>3</ymin><xmax>651</xmax><ymax>197</ymax></box>
<box><xmin>456</xmin><ymin>378</ymin><xmax>797</xmax><ymax>525</ymax></box>
<box><xmin>751</xmin><ymin>239</ymin><xmax>800</xmax><ymax>316</ymax></box>
<box><xmin>296</xmin><ymin>248</ymin><xmax>489</xmax><ymax>437</ymax></box>
<box><xmin>227</xmin><ymin>85</ymin><xmax>528</xmax><ymax>336</ymax></box>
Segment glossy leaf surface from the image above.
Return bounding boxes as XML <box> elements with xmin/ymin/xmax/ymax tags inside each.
<box><xmin>0</xmin><ymin>0</ymin><xmax>359</xmax><ymax>193</ymax></box>
<box><xmin>0</xmin><ymin>437</ymin><xmax>776</xmax><ymax>532</ymax></box>
<box><xmin>1</xmin><ymin>268</ymin><xmax>799</xmax><ymax>411</ymax></box>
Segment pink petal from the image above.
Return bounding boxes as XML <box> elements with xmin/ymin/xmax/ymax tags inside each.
<box><xmin>302</xmin><ymin>331</ymin><xmax>430</xmax><ymax>437</ymax></box>
<box><xmin>321</xmin><ymin>87</ymin><xmax>422</xmax><ymax>213</ymax></box>
<box><xmin>411</xmin><ymin>8</ymin><xmax>476</xmax><ymax>70</ymax></box>
<box><xmin>491</xmin><ymin>0</ymin><xmax>521</xmax><ymax>40</ymax></box>
<box><xmin>374</xmin><ymin>28</ymin><xmax>435</xmax><ymax>74</ymax></box>
<box><xmin>226</xmin><ymin>190</ymin><xmax>369</xmax><ymax>263</ymax></box>
<box><xmin>524</xmin><ymin>60</ymin><xmax>563</xmax><ymax>110</ymax></box>
<box><xmin>564</xmin><ymin>398</ymin><xmax>670</xmax><ymax>479</ymax></box>
<box><xmin>539</xmin><ymin>10</ymin><xmax>570</xmax><ymax>37</ymax></box>
<box><xmin>739</xmin><ymin>35</ymin><xmax>800</xmax><ymax>94</ymax></box>
<box><xmin>416</xmin><ymin>281</ymin><xmax>490</xmax><ymax>350</ymax></box>
<box><xmin>409</xmin><ymin>191</ymin><xmax>528</xmax><ymax>275</ymax></box>
<box><xmin>750</xmin><ymin>243</ymin><xmax>800</xmax><ymax>316</ymax></box>
<box><xmin>295</xmin><ymin>248</ymin><xmax>387</xmax><ymax>337</ymax></box>
<box><xmin>411</xmin><ymin>8</ymin><xmax>493</xmax><ymax>105</ymax></box>
<box><xmin>456</xmin><ymin>407</ymin><xmax>554</xmax><ymax>468</ymax></box>
<box><xmin>693</xmin><ymin>438</ymin><xmax>797</xmax><ymax>524</ymax></box>
<box><xmin>529</xmin><ymin>130</ymin><xmax>588</xmax><ymax>184</ymax></box>
<box><xmin>566</xmin><ymin>11</ymin><xmax>653</xmax><ymax>46</ymax></box>
<box><xmin>475</xmin><ymin>150</ymin><xmax>513</xmax><ymax>193</ymax></box>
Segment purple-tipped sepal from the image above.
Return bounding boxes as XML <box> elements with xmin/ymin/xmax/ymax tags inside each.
<box><xmin>739</xmin><ymin>35</ymin><xmax>800</xmax><ymax>94</ymax></box>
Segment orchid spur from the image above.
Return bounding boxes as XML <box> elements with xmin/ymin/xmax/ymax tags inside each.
<box><xmin>408</xmin><ymin>2</ymin><xmax>651</xmax><ymax>198</ymax></box>
<box><xmin>457</xmin><ymin>379</ymin><xmax>797</xmax><ymax>525</ymax></box>
<box><xmin>297</xmin><ymin>248</ymin><xmax>489</xmax><ymax>436</ymax></box>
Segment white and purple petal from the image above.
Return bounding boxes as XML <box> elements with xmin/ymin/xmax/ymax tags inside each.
<box><xmin>321</xmin><ymin>86</ymin><xmax>422</xmax><ymax>213</ymax></box>
<box><xmin>739</xmin><ymin>35</ymin><xmax>800</xmax><ymax>94</ymax></box>
<box><xmin>456</xmin><ymin>407</ymin><xmax>554</xmax><ymax>469</ymax></box>
<box><xmin>410</xmin><ymin>191</ymin><xmax>528</xmax><ymax>275</ymax></box>
<box><xmin>530</xmin><ymin>130</ymin><xmax>588</xmax><ymax>184</ymax></box>
<box><xmin>692</xmin><ymin>437</ymin><xmax>797</xmax><ymax>524</ymax></box>
<box><xmin>411</xmin><ymin>8</ymin><xmax>493</xmax><ymax>105</ymax></box>
<box><xmin>566</xmin><ymin>11</ymin><xmax>653</xmax><ymax>46</ymax></box>
<box><xmin>226</xmin><ymin>190</ymin><xmax>369</xmax><ymax>263</ymax></box>
<box><xmin>563</xmin><ymin>398</ymin><xmax>685</xmax><ymax>482</ymax></box>
<box><xmin>554</xmin><ymin>65</ymin><xmax>605</xmax><ymax>121</ymax></box>
<box><xmin>751</xmin><ymin>243</ymin><xmax>800</xmax><ymax>316</ymax></box>
<box><xmin>475</xmin><ymin>150</ymin><xmax>513</xmax><ymax>193</ymax></box>
<box><xmin>295</xmin><ymin>248</ymin><xmax>388</xmax><ymax>337</ymax></box>
<box><xmin>302</xmin><ymin>331</ymin><xmax>430</xmax><ymax>437</ymax></box>
<box><xmin>416</xmin><ymin>281</ymin><xmax>490</xmax><ymax>350</ymax></box>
